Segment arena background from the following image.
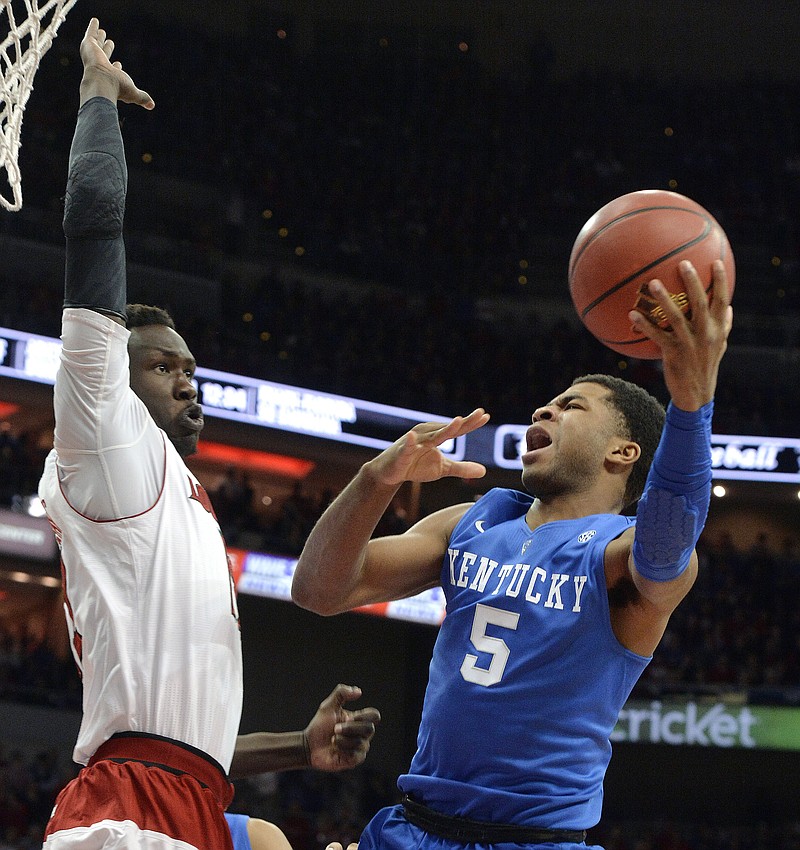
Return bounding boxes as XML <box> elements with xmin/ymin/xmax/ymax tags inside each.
<box><xmin>1</xmin><ymin>1</ymin><xmax>800</xmax><ymax>847</ymax></box>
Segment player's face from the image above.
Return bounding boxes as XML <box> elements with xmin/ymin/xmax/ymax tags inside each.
<box><xmin>127</xmin><ymin>325</ymin><xmax>203</xmax><ymax>458</ymax></box>
<box><xmin>520</xmin><ymin>381</ymin><xmax>622</xmax><ymax>498</ymax></box>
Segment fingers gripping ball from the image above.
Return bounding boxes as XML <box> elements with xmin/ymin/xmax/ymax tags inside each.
<box><xmin>568</xmin><ymin>189</ymin><xmax>736</xmax><ymax>359</ymax></box>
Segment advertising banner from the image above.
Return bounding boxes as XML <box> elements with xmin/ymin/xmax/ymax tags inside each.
<box><xmin>612</xmin><ymin>699</ymin><xmax>800</xmax><ymax>750</ymax></box>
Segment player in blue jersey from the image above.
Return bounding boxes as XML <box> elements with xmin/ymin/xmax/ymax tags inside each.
<box><xmin>292</xmin><ymin>259</ymin><xmax>732</xmax><ymax>849</ymax></box>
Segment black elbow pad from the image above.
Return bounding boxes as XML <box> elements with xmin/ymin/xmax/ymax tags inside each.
<box><xmin>63</xmin><ymin>151</ymin><xmax>127</xmax><ymax>240</ymax></box>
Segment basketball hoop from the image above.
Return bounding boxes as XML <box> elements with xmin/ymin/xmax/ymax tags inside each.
<box><xmin>1</xmin><ymin>0</ymin><xmax>79</xmax><ymax>211</ymax></box>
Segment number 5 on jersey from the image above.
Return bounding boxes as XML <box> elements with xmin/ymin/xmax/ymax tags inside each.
<box><xmin>460</xmin><ymin>603</ymin><xmax>520</xmax><ymax>687</ymax></box>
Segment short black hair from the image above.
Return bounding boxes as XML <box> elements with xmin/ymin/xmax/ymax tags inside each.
<box><xmin>125</xmin><ymin>303</ymin><xmax>175</xmax><ymax>330</ymax></box>
<box><xmin>571</xmin><ymin>373</ymin><xmax>665</xmax><ymax>508</ymax></box>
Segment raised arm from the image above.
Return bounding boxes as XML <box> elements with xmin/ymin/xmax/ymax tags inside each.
<box><xmin>292</xmin><ymin>410</ymin><xmax>489</xmax><ymax>615</ymax></box>
<box><xmin>229</xmin><ymin>684</ymin><xmax>381</xmax><ymax>778</ymax></box>
<box><xmin>64</xmin><ymin>18</ymin><xmax>153</xmax><ymax>323</ymax></box>
<box><xmin>53</xmin><ymin>20</ymin><xmax>162</xmax><ymax>519</ymax></box>
<box><xmin>606</xmin><ymin>259</ymin><xmax>733</xmax><ymax>654</ymax></box>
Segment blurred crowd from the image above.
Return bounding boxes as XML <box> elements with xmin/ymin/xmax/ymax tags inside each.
<box><xmin>0</xmin><ymin>744</ymin><xmax>74</xmax><ymax>849</ymax></box>
<box><xmin>635</xmin><ymin>532</ymin><xmax>800</xmax><ymax>701</ymax></box>
<box><xmin>0</xmin><ymin>618</ymin><xmax>80</xmax><ymax>712</ymax></box>
<box><xmin>11</xmin><ymin>12</ymin><xmax>800</xmax><ymax>308</ymax></box>
<box><xmin>1</xmin><ymin>11</ymin><xmax>799</xmax><ymax>432</ymax></box>
<box><xmin>589</xmin><ymin>819</ymin><xmax>800</xmax><ymax>850</ymax></box>
<box><xmin>0</xmin><ymin>425</ymin><xmax>47</xmax><ymax>515</ymax></box>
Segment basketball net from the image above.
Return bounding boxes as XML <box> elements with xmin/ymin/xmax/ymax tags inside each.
<box><xmin>1</xmin><ymin>0</ymin><xmax>79</xmax><ymax>211</ymax></box>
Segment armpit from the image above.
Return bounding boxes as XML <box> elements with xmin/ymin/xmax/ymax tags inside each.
<box><xmin>607</xmin><ymin>575</ymin><xmax>640</xmax><ymax>609</ymax></box>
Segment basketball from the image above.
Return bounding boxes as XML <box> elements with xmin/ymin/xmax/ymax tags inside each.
<box><xmin>568</xmin><ymin>189</ymin><xmax>735</xmax><ymax>359</ymax></box>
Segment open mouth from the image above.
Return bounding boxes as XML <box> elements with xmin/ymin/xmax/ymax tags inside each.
<box><xmin>525</xmin><ymin>426</ymin><xmax>552</xmax><ymax>453</ymax></box>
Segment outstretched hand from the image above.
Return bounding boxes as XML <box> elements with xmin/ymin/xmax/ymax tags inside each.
<box><xmin>629</xmin><ymin>260</ymin><xmax>733</xmax><ymax>411</ymax></box>
<box><xmin>305</xmin><ymin>684</ymin><xmax>381</xmax><ymax>772</ymax></box>
<box><xmin>79</xmin><ymin>18</ymin><xmax>154</xmax><ymax>109</ymax></box>
<box><xmin>367</xmin><ymin>409</ymin><xmax>490</xmax><ymax>488</ymax></box>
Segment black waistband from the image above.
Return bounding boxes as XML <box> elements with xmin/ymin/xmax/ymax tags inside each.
<box><xmin>402</xmin><ymin>794</ymin><xmax>587</xmax><ymax>845</ymax></box>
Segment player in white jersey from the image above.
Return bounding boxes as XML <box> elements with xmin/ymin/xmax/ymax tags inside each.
<box><xmin>39</xmin><ymin>20</ymin><xmax>379</xmax><ymax>850</ymax></box>
<box><xmin>40</xmin><ymin>303</ymin><xmax>244</xmax><ymax>773</ymax></box>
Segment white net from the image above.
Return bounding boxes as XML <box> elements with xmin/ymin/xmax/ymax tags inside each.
<box><xmin>1</xmin><ymin>0</ymin><xmax>79</xmax><ymax>211</ymax></box>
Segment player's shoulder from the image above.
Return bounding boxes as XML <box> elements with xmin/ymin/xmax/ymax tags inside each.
<box><xmin>586</xmin><ymin>513</ymin><xmax>636</xmax><ymax>544</ymax></box>
<box><xmin>413</xmin><ymin>489</ymin><xmax>531</xmax><ymax>543</ymax></box>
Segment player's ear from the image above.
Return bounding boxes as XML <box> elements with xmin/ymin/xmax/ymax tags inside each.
<box><xmin>607</xmin><ymin>440</ymin><xmax>640</xmax><ymax>469</ymax></box>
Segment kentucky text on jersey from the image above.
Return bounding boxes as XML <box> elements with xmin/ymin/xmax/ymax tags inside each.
<box><xmin>447</xmin><ymin>549</ymin><xmax>589</xmax><ymax>612</ymax></box>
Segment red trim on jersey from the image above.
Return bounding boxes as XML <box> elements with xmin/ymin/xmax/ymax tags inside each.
<box><xmin>226</xmin><ymin>547</ymin><xmax>246</xmax><ymax>587</ymax></box>
<box><xmin>188</xmin><ymin>477</ymin><xmax>218</xmax><ymax>518</ymax></box>
<box><xmin>56</xmin><ymin>432</ymin><xmax>169</xmax><ymax>523</ymax></box>
<box><xmin>60</xmin><ymin>559</ymin><xmax>73</xmax><ymax>620</ymax></box>
<box><xmin>44</xmin><ymin>506</ymin><xmax>63</xmax><ymax>546</ymax></box>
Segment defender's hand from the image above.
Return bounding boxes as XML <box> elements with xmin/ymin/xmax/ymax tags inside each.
<box><xmin>305</xmin><ymin>684</ymin><xmax>381</xmax><ymax>772</ymax></box>
<box><xmin>79</xmin><ymin>18</ymin><xmax>154</xmax><ymax>109</ymax></box>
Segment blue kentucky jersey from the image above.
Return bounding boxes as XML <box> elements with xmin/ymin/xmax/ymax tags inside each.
<box><xmin>399</xmin><ymin>488</ymin><xmax>650</xmax><ymax>830</ymax></box>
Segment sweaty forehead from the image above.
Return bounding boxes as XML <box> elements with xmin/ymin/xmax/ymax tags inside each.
<box><xmin>128</xmin><ymin>325</ymin><xmax>195</xmax><ymax>362</ymax></box>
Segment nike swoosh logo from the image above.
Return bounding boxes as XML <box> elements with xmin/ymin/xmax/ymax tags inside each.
<box><xmin>475</xmin><ymin>520</ymin><xmax>486</xmax><ymax>533</ymax></box>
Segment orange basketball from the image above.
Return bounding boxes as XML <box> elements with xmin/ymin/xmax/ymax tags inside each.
<box><xmin>568</xmin><ymin>189</ymin><xmax>735</xmax><ymax>359</ymax></box>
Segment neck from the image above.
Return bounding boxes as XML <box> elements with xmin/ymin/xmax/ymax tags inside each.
<box><xmin>524</xmin><ymin>490</ymin><xmax>623</xmax><ymax>532</ymax></box>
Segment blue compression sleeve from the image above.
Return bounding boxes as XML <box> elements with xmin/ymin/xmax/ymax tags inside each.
<box><xmin>62</xmin><ymin>96</ymin><xmax>128</xmax><ymax>320</ymax></box>
<box><xmin>633</xmin><ymin>400</ymin><xmax>713</xmax><ymax>582</ymax></box>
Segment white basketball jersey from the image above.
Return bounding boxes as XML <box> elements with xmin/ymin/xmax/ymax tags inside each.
<box><xmin>39</xmin><ymin>310</ymin><xmax>242</xmax><ymax>771</ymax></box>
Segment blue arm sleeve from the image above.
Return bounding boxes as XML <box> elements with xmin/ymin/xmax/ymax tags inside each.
<box><xmin>632</xmin><ymin>400</ymin><xmax>713</xmax><ymax>582</ymax></box>
<box><xmin>62</xmin><ymin>96</ymin><xmax>128</xmax><ymax>320</ymax></box>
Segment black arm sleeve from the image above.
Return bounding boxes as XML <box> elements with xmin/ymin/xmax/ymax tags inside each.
<box><xmin>62</xmin><ymin>96</ymin><xmax>128</xmax><ymax>320</ymax></box>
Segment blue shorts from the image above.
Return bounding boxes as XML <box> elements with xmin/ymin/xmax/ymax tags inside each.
<box><xmin>359</xmin><ymin>805</ymin><xmax>603</xmax><ymax>850</ymax></box>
